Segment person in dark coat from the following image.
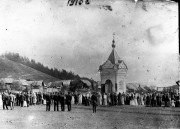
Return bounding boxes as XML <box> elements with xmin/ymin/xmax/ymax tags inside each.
<box><xmin>118</xmin><ymin>93</ymin><xmax>122</xmax><ymax>105</ymax></box>
<box><xmin>84</xmin><ymin>95</ymin><xmax>88</xmax><ymax>106</ymax></box>
<box><xmin>74</xmin><ymin>94</ymin><xmax>78</xmax><ymax>105</ymax></box>
<box><xmin>126</xmin><ymin>94</ymin><xmax>130</xmax><ymax>105</ymax></box>
<box><xmin>66</xmin><ymin>92</ymin><xmax>72</xmax><ymax>111</ymax></box>
<box><xmin>91</xmin><ymin>92</ymin><xmax>97</xmax><ymax>113</ymax></box>
<box><xmin>164</xmin><ymin>93</ymin><xmax>169</xmax><ymax>107</ymax></box>
<box><xmin>114</xmin><ymin>93</ymin><xmax>117</xmax><ymax>106</ymax></box>
<box><xmin>45</xmin><ymin>93</ymin><xmax>51</xmax><ymax>111</ymax></box>
<box><xmin>2</xmin><ymin>92</ymin><xmax>9</xmax><ymax>110</ymax></box>
<box><xmin>175</xmin><ymin>93</ymin><xmax>179</xmax><ymax>107</ymax></box>
<box><xmin>159</xmin><ymin>93</ymin><xmax>162</xmax><ymax>107</ymax></box>
<box><xmin>146</xmin><ymin>93</ymin><xmax>150</xmax><ymax>107</ymax></box>
<box><xmin>156</xmin><ymin>93</ymin><xmax>160</xmax><ymax>107</ymax></box>
<box><xmin>60</xmin><ymin>92</ymin><xmax>65</xmax><ymax>111</ymax></box>
<box><xmin>53</xmin><ymin>93</ymin><xmax>59</xmax><ymax>111</ymax></box>
<box><xmin>19</xmin><ymin>93</ymin><xmax>24</xmax><ymax>107</ymax></box>
<box><xmin>26</xmin><ymin>93</ymin><xmax>30</xmax><ymax>107</ymax></box>
<box><xmin>110</xmin><ymin>93</ymin><xmax>114</xmax><ymax>106</ymax></box>
<box><xmin>16</xmin><ymin>93</ymin><xmax>20</xmax><ymax>106</ymax></box>
<box><xmin>151</xmin><ymin>93</ymin><xmax>155</xmax><ymax>107</ymax></box>
<box><xmin>82</xmin><ymin>95</ymin><xmax>85</xmax><ymax>105</ymax></box>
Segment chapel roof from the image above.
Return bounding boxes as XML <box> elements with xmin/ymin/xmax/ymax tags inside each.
<box><xmin>99</xmin><ymin>34</ymin><xmax>128</xmax><ymax>71</ymax></box>
<box><xmin>108</xmin><ymin>48</ymin><xmax>121</xmax><ymax>65</ymax></box>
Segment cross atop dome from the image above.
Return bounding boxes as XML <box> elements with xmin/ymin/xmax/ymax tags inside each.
<box><xmin>107</xmin><ymin>33</ymin><xmax>121</xmax><ymax>65</ymax></box>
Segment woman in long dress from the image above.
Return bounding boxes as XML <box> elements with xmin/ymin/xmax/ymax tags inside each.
<box><xmin>71</xmin><ymin>95</ymin><xmax>75</xmax><ymax>105</ymax></box>
<box><xmin>107</xmin><ymin>93</ymin><xmax>111</xmax><ymax>106</ymax></box>
<box><xmin>78</xmin><ymin>94</ymin><xmax>82</xmax><ymax>105</ymax></box>
<box><xmin>130</xmin><ymin>93</ymin><xmax>135</xmax><ymax>105</ymax></box>
<box><xmin>140</xmin><ymin>94</ymin><xmax>144</xmax><ymax>106</ymax></box>
<box><xmin>23</xmin><ymin>94</ymin><xmax>27</xmax><ymax>107</ymax></box>
<box><xmin>43</xmin><ymin>95</ymin><xmax>46</xmax><ymax>105</ymax></box>
<box><xmin>171</xmin><ymin>97</ymin><xmax>175</xmax><ymax>107</ymax></box>
<box><xmin>134</xmin><ymin>93</ymin><xmax>138</xmax><ymax>106</ymax></box>
<box><xmin>104</xmin><ymin>93</ymin><xmax>107</xmax><ymax>106</ymax></box>
<box><xmin>99</xmin><ymin>92</ymin><xmax>102</xmax><ymax>105</ymax></box>
<box><xmin>33</xmin><ymin>93</ymin><xmax>37</xmax><ymax>105</ymax></box>
<box><xmin>121</xmin><ymin>93</ymin><xmax>125</xmax><ymax>105</ymax></box>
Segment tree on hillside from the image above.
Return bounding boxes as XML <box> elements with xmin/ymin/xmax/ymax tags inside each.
<box><xmin>69</xmin><ymin>79</ymin><xmax>89</xmax><ymax>92</ymax></box>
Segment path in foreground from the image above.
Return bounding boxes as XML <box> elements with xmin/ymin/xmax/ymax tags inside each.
<box><xmin>0</xmin><ymin>105</ymin><xmax>180</xmax><ymax>129</ymax></box>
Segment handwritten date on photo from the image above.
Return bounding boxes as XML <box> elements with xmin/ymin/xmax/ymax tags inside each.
<box><xmin>67</xmin><ymin>0</ymin><xmax>90</xmax><ymax>6</ymax></box>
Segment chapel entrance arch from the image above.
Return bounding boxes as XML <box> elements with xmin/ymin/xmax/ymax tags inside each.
<box><xmin>105</xmin><ymin>80</ymin><xmax>113</xmax><ymax>93</ymax></box>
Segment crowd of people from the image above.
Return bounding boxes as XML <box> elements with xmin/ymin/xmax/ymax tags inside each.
<box><xmin>90</xmin><ymin>92</ymin><xmax>180</xmax><ymax>107</ymax></box>
<box><xmin>43</xmin><ymin>91</ymin><xmax>98</xmax><ymax>113</ymax></box>
<box><xmin>1</xmin><ymin>90</ymin><xmax>180</xmax><ymax>113</ymax></box>
<box><xmin>0</xmin><ymin>90</ymin><xmax>98</xmax><ymax>113</ymax></box>
<box><xmin>0</xmin><ymin>91</ymin><xmax>44</xmax><ymax>110</ymax></box>
<box><xmin>44</xmin><ymin>92</ymin><xmax>73</xmax><ymax>112</ymax></box>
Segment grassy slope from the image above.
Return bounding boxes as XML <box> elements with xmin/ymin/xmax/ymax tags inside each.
<box><xmin>0</xmin><ymin>57</ymin><xmax>59</xmax><ymax>83</ymax></box>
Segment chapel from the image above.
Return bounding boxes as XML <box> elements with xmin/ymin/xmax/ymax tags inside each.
<box><xmin>99</xmin><ymin>35</ymin><xmax>128</xmax><ymax>94</ymax></box>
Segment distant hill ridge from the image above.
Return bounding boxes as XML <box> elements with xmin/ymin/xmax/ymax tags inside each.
<box><xmin>0</xmin><ymin>52</ymin><xmax>80</xmax><ymax>80</ymax></box>
<box><xmin>0</xmin><ymin>57</ymin><xmax>59</xmax><ymax>83</ymax></box>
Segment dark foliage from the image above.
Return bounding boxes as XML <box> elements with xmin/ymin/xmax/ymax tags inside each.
<box><xmin>69</xmin><ymin>78</ymin><xmax>89</xmax><ymax>92</ymax></box>
<box><xmin>1</xmin><ymin>52</ymin><xmax>80</xmax><ymax>80</ymax></box>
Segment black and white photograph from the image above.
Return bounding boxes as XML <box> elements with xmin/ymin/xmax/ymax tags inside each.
<box><xmin>0</xmin><ymin>0</ymin><xmax>179</xmax><ymax>129</ymax></box>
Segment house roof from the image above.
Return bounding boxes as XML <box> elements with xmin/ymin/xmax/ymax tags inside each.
<box><xmin>48</xmin><ymin>81</ymin><xmax>63</xmax><ymax>88</ymax></box>
<box><xmin>81</xmin><ymin>79</ymin><xmax>91</xmax><ymax>87</ymax></box>
<box><xmin>26</xmin><ymin>80</ymin><xmax>43</xmax><ymax>87</ymax></box>
<box><xmin>19</xmin><ymin>79</ymin><xmax>29</xmax><ymax>86</ymax></box>
<box><xmin>61</xmin><ymin>80</ymin><xmax>71</xmax><ymax>86</ymax></box>
<box><xmin>32</xmin><ymin>80</ymin><xmax>43</xmax><ymax>86</ymax></box>
<box><xmin>1</xmin><ymin>78</ymin><xmax>14</xmax><ymax>84</ymax></box>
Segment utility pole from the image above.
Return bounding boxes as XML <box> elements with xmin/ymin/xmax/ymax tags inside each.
<box><xmin>177</xmin><ymin>54</ymin><xmax>180</xmax><ymax>94</ymax></box>
<box><xmin>178</xmin><ymin>53</ymin><xmax>180</xmax><ymax>94</ymax></box>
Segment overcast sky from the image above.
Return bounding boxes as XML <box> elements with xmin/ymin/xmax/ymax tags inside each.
<box><xmin>0</xmin><ymin>0</ymin><xmax>178</xmax><ymax>87</ymax></box>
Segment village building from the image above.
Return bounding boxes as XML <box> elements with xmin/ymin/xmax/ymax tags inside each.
<box><xmin>99</xmin><ymin>35</ymin><xmax>128</xmax><ymax>94</ymax></box>
<box><xmin>27</xmin><ymin>80</ymin><xmax>44</xmax><ymax>93</ymax></box>
<box><xmin>47</xmin><ymin>81</ymin><xmax>63</xmax><ymax>93</ymax></box>
<box><xmin>0</xmin><ymin>78</ymin><xmax>14</xmax><ymax>92</ymax></box>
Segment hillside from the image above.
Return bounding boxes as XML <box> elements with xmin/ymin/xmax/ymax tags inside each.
<box><xmin>1</xmin><ymin>52</ymin><xmax>80</xmax><ymax>80</ymax></box>
<box><xmin>0</xmin><ymin>57</ymin><xmax>59</xmax><ymax>83</ymax></box>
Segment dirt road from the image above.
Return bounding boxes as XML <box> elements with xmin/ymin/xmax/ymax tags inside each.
<box><xmin>0</xmin><ymin>105</ymin><xmax>180</xmax><ymax>129</ymax></box>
